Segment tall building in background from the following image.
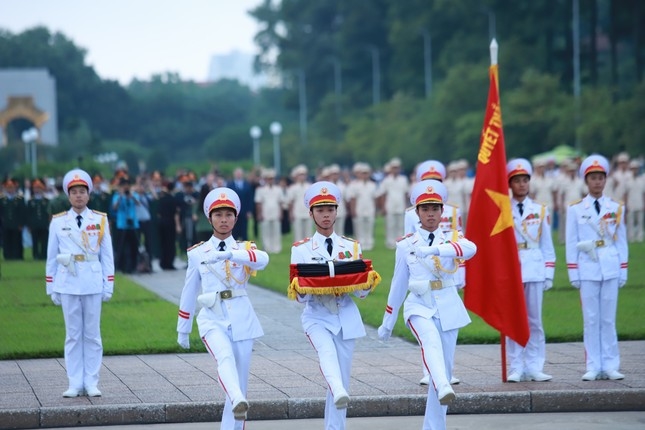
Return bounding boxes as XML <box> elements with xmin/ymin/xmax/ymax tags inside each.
<box><xmin>208</xmin><ymin>50</ymin><xmax>268</xmax><ymax>90</ymax></box>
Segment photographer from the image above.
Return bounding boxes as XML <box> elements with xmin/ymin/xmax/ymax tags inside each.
<box><xmin>111</xmin><ymin>177</ymin><xmax>140</xmax><ymax>273</ymax></box>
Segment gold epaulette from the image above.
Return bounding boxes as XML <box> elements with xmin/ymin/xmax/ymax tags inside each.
<box><xmin>239</xmin><ymin>240</ymin><xmax>258</xmax><ymax>250</ymax></box>
<box><xmin>569</xmin><ymin>199</ymin><xmax>583</xmax><ymax>206</ymax></box>
<box><xmin>52</xmin><ymin>211</ymin><xmax>67</xmax><ymax>218</ymax></box>
<box><xmin>341</xmin><ymin>235</ymin><xmax>358</xmax><ymax>242</ymax></box>
<box><xmin>396</xmin><ymin>233</ymin><xmax>414</xmax><ymax>242</ymax></box>
<box><xmin>187</xmin><ymin>241</ymin><xmax>205</xmax><ymax>251</ymax></box>
<box><xmin>91</xmin><ymin>210</ymin><xmax>108</xmax><ymax>216</ymax></box>
<box><xmin>405</xmin><ymin>205</ymin><xmax>416</xmax><ymax>212</ymax></box>
<box><xmin>446</xmin><ymin>202</ymin><xmax>459</xmax><ymax>208</ymax></box>
<box><xmin>292</xmin><ymin>237</ymin><xmax>311</xmax><ymax>247</ymax></box>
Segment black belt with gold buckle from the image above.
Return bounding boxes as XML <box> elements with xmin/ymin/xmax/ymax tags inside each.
<box><xmin>219</xmin><ymin>290</ymin><xmax>233</xmax><ymax>300</ymax></box>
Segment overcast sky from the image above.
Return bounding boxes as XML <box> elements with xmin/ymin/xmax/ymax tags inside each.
<box><xmin>0</xmin><ymin>0</ymin><xmax>262</xmax><ymax>84</ymax></box>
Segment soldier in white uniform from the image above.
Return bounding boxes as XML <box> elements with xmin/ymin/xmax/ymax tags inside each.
<box><xmin>377</xmin><ymin>158</ymin><xmax>410</xmax><ymax>248</ymax></box>
<box><xmin>286</xmin><ymin>164</ymin><xmax>312</xmax><ymax>242</ymax></box>
<box><xmin>254</xmin><ymin>168</ymin><xmax>284</xmax><ymax>253</ymax></box>
<box><xmin>378</xmin><ymin>180</ymin><xmax>477</xmax><ymax>430</ymax></box>
<box><xmin>566</xmin><ymin>154</ymin><xmax>628</xmax><ymax>381</ymax></box>
<box><xmin>290</xmin><ymin>181</ymin><xmax>376</xmax><ymax>430</ymax></box>
<box><xmin>624</xmin><ymin>160</ymin><xmax>644</xmax><ymax>242</ymax></box>
<box><xmin>325</xmin><ymin>164</ymin><xmax>348</xmax><ymax>237</ymax></box>
<box><xmin>404</xmin><ymin>160</ymin><xmax>464</xmax><ymax>386</ymax></box>
<box><xmin>404</xmin><ymin>160</ymin><xmax>463</xmax><ymax>237</ymax></box>
<box><xmin>346</xmin><ymin>162</ymin><xmax>378</xmax><ymax>250</ymax></box>
<box><xmin>46</xmin><ymin>168</ymin><xmax>115</xmax><ymax>398</ymax></box>
<box><xmin>505</xmin><ymin>159</ymin><xmax>556</xmax><ymax>383</ymax></box>
<box><xmin>557</xmin><ymin>160</ymin><xmax>587</xmax><ymax>243</ymax></box>
<box><xmin>176</xmin><ymin>187</ymin><xmax>269</xmax><ymax>428</ymax></box>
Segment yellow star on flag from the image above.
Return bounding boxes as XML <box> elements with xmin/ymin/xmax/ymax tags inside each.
<box><xmin>485</xmin><ymin>188</ymin><xmax>514</xmax><ymax>236</ymax></box>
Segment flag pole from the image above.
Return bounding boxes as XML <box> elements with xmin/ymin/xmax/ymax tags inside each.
<box><xmin>489</xmin><ymin>37</ymin><xmax>508</xmax><ymax>383</ymax></box>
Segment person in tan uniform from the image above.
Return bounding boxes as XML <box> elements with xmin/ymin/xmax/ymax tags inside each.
<box><xmin>346</xmin><ymin>162</ymin><xmax>378</xmax><ymax>251</ymax></box>
<box><xmin>377</xmin><ymin>158</ymin><xmax>410</xmax><ymax>249</ymax></box>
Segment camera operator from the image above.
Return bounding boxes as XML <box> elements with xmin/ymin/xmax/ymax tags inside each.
<box><xmin>111</xmin><ymin>177</ymin><xmax>140</xmax><ymax>273</ymax></box>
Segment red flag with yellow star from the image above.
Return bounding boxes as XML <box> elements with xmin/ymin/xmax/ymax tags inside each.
<box><xmin>464</xmin><ymin>42</ymin><xmax>529</xmax><ymax>348</ymax></box>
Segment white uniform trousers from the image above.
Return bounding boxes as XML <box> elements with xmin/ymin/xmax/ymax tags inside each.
<box><xmin>580</xmin><ymin>279</ymin><xmax>620</xmax><ymax>373</ymax></box>
<box><xmin>61</xmin><ymin>293</ymin><xmax>103</xmax><ymax>391</ymax></box>
<box><xmin>305</xmin><ymin>324</ymin><xmax>355</xmax><ymax>430</ymax></box>
<box><xmin>352</xmin><ymin>215</ymin><xmax>375</xmax><ymax>251</ymax></box>
<box><xmin>202</xmin><ymin>328</ymin><xmax>254</xmax><ymax>430</ymax></box>
<box><xmin>626</xmin><ymin>209</ymin><xmax>644</xmax><ymax>242</ymax></box>
<box><xmin>385</xmin><ymin>212</ymin><xmax>405</xmax><ymax>249</ymax></box>
<box><xmin>292</xmin><ymin>217</ymin><xmax>312</xmax><ymax>243</ymax></box>
<box><xmin>260</xmin><ymin>219</ymin><xmax>282</xmax><ymax>254</ymax></box>
<box><xmin>506</xmin><ymin>281</ymin><xmax>547</xmax><ymax>375</ymax></box>
<box><xmin>408</xmin><ymin>315</ymin><xmax>457</xmax><ymax>430</ymax></box>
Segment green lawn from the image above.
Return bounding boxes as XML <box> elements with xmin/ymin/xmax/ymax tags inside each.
<box><xmin>1</xmin><ymin>217</ymin><xmax>643</xmax><ymax>359</ymax></box>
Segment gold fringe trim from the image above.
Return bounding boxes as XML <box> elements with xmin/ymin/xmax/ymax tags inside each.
<box><xmin>287</xmin><ymin>271</ymin><xmax>381</xmax><ymax>300</ymax></box>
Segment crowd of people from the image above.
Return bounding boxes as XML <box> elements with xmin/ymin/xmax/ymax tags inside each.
<box><xmin>1</xmin><ymin>151</ymin><xmax>642</xmax><ymax>268</ymax></box>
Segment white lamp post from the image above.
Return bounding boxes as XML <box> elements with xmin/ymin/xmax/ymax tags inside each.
<box><xmin>270</xmin><ymin>121</ymin><xmax>282</xmax><ymax>176</ymax></box>
<box><xmin>21</xmin><ymin>127</ymin><xmax>39</xmax><ymax>177</ymax></box>
<box><xmin>250</xmin><ymin>125</ymin><xmax>262</xmax><ymax>166</ymax></box>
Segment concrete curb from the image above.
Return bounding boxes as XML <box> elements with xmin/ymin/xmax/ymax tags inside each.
<box><xmin>3</xmin><ymin>389</ymin><xmax>644</xmax><ymax>429</ymax></box>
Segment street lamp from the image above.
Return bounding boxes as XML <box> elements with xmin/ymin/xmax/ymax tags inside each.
<box><xmin>250</xmin><ymin>125</ymin><xmax>262</xmax><ymax>166</ymax></box>
<box><xmin>270</xmin><ymin>122</ymin><xmax>282</xmax><ymax>177</ymax></box>
<box><xmin>21</xmin><ymin>127</ymin><xmax>39</xmax><ymax>177</ymax></box>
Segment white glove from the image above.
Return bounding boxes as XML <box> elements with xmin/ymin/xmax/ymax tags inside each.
<box><xmin>544</xmin><ymin>279</ymin><xmax>553</xmax><ymax>291</ymax></box>
<box><xmin>50</xmin><ymin>293</ymin><xmax>62</xmax><ymax>306</ymax></box>
<box><xmin>102</xmin><ymin>292</ymin><xmax>112</xmax><ymax>302</ymax></box>
<box><xmin>619</xmin><ymin>278</ymin><xmax>627</xmax><ymax>288</ymax></box>
<box><xmin>177</xmin><ymin>333</ymin><xmax>190</xmax><ymax>349</ymax></box>
<box><xmin>377</xmin><ymin>325</ymin><xmax>392</xmax><ymax>341</ymax></box>
<box><xmin>571</xmin><ymin>280</ymin><xmax>581</xmax><ymax>289</ymax></box>
<box><xmin>216</xmin><ymin>250</ymin><xmax>233</xmax><ymax>260</ymax></box>
<box><xmin>415</xmin><ymin>246</ymin><xmax>440</xmax><ymax>258</ymax></box>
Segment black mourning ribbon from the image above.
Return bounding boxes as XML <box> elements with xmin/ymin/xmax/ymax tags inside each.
<box><xmin>295</xmin><ymin>260</ymin><xmax>367</xmax><ymax>277</ymax></box>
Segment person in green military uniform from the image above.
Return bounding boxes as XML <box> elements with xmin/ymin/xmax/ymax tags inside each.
<box><xmin>0</xmin><ymin>177</ymin><xmax>27</xmax><ymax>260</ymax></box>
<box><xmin>26</xmin><ymin>178</ymin><xmax>52</xmax><ymax>260</ymax></box>
<box><xmin>89</xmin><ymin>173</ymin><xmax>113</xmax><ymax>216</ymax></box>
<box><xmin>49</xmin><ymin>181</ymin><xmax>71</xmax><ymax>215</ymax></box>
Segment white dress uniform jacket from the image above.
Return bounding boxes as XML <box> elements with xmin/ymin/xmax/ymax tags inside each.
<box><xmin>512</xmin><ymin>197</ymin><xmax>556</xmax><ymax>282</ymax></box>
<box><xmin>46</xmin><ymin>208</ymin><xmax>114</xmax><ymax>296</ymax></box>
<box><xmin>177</xmin><ymin>236</ymin><xmax>269</xmax><ymax>341</ymax></box>
<box><xmin>404</xmin><ymin>204</ymin><xmax>465</xmax><ymax>287</ymax></box>
<box><xmin>290</xmin><ymin>232</ymin><xmax>370</xmax><ymax>339</ymax></box>
<box><xmin>566</xmin><ymin>195</ymin><xmax>628</xmax><ymax>283</ymax></box>
<box><xmin>381</xmin><ymin>229</ymin><xmax>475</xmax><ymax>333</ymax></box>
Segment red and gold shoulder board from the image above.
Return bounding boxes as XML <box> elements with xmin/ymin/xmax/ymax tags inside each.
<box><xmin>396</xmin><ymin>233</ymin><xmax>414</xmax><ymax>242</ymax></box>
<box><xmin>239</xmin><ymin>240</ymin><xmax>258</xmax><ymax>250</ymax></box>
<box><xmin>569</xmin><ymin>199</ymin><xmax>583</xmax><ymax>206</ymax></box>
<box><xmin>292</xmin><ymin>237</ymin><xmax>311</xmax><ymax>247</ymax></box>
<box><xmin>187</xmin><ymin>241</ymin><xmax>205</xmax><ymax>251</ymax></box>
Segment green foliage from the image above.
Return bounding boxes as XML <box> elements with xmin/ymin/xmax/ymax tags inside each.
<box><xmin>1</xmin><ymin>1</ymin><xmax>644</xmax><ymax>178</ymax></box>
